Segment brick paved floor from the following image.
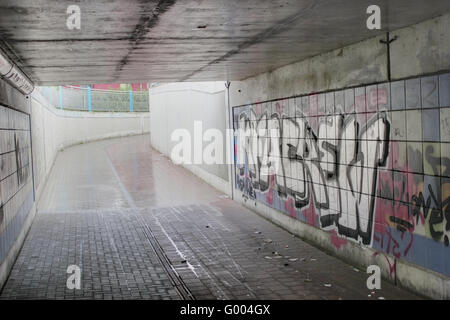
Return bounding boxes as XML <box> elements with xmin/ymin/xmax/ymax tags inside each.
<box><xmin>0</xmin><ymin>135</ymin><xmax>420</xmax><ymax>299</ymax></box>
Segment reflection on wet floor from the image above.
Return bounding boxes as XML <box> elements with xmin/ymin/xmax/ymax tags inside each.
<box><xmin>0</xmin><ymin>135</ymin><xmax>420</xmax><ymax>300</ymax></box>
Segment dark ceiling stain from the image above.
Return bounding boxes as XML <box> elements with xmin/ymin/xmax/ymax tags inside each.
<box><xmin>6</xmin><ymin>36</ymin><xmax>247</xmax><ymax>43</ymax></box>
<box><xmin>0</xmin><ymin>5</ymin><xmax>29</xmax><ymax>15</ymax></box>
<box><xmin>114</xmin><ymin>0</ymin><xmax>177</xmax><ymax>78</ymax></box>
<box><xmin>7</xmin><ymin>38</ymin><xmax>131</xmax><ymax>43</ymax></box>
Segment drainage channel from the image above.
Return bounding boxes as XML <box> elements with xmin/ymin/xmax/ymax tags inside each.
<box><xmin>136</xmin><ymin>214</ymin><xmax>195</xmax><ymax>300</ymax></box>
<box><xmin>105</xmin><ymin>151</ymin><xmax>194</xmax><ymax>300</ymax></box>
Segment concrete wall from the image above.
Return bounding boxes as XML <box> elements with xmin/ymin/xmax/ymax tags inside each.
<box><xmin>230</xmin><ymin>13</ymin><xmax>450</xmax><ymax>105</ymax></box>
<box><xmin>0</xmin><ymin>84</ymin><xmax>149</xmax><ymax>290</ymax></box>
<box><xmin>0</xmin><ymin>79</ymin><xmax>35</xmax><ymax>292</ymax></box>
<box><xmin>229</xmin><ymin>13</ymin><xmax>450</xmax><ymax>299</ymax></box>
<box><xmin>31</xmin><ymin>90</ymin><xmax>150</xmax><ymax>200</ymax></box>
<box><xmin>149</xmin><ymin>82</ymin><xmax>231</xmax><ymax>195</ymax></box>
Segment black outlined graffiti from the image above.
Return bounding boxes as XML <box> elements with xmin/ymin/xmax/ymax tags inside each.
<box><xmin>14</xmin><ymin>132</ymin><xmax>29</xmax><ymax>187</ymax></box>
<box><xmin>425</xmin><ymin>144</ymin><xmax>449</xmax><ymax>177</ymax></box>
<box><xmin>377</xmin><ymin>168</ymin><xmax>450</xmax><ymax>247</ymax></box>
<box><xmin>411</xmin><ymin>184</ymin><xmax>450</xmax><ymax>243</ymax></box>
<box><xmin>235</xmin><ymin>107</ymin><xmax>390</xmax><ymax>245</ymax></box>
<box><xmin>445</xmin><ymin>197</ymin><xmax>450</xmax><ymax>247</ymax></box>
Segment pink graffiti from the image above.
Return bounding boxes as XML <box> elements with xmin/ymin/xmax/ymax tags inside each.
<box><xmin>300</xmin><ymin>187</ymin><xmax>319</xmax><ymax>227</ymax></box>
<box><xmin>372</xmin><ymin>251</ymin><xmax>397</xmax><ymax>279</ymax></box>
<box><xmin>266</xmin><ymin>174</ymin><xmax>274</xmax><ymax>205</ymax></box>
<box><xmin>284</xmin><ymin>198</ymin><xmax>296</xmax><ymax>218</ymax></box>
<box><xmin>330</xmin><ymin>230</ymin><xmax>348</xmax><ymax>249</ymax></box>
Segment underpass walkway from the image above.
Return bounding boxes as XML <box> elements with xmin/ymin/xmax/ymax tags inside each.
<box><xmin>0</xmin><ymin>135</ymin><xmax>420</xmax><ymax>300</ymax></box>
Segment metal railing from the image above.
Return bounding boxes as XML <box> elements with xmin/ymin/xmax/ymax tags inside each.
<box><xmin>37</xmin><ymin>85</ymin><xmax>149</xmax><ymax>112</ymax></box>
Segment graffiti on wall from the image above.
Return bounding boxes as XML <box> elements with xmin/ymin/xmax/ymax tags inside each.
<box><xmin>233</xmin><ymin>74</ymin><xmax>450</xmax><ymax>276</ymax></box>
<box><xmin>0</xmin><ymin>105</ymin><xmax>33</xmax><ymax>262</ymax></box>
<box><xmin>0</xmin><ymin>202</ymin><xmax>3</xmax><ymax>227</ymax></box>
<box><xmin>236</xmin><ymin>107</ymin><xmax>389</xmax><ymax>245</ymax></box>
<box><xmin>14</xmin><ymin>131</ymin><xmax>30</xmax><ymax>187</ymax></box>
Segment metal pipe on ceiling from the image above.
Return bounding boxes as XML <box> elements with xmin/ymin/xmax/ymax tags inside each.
<box><xmin>0</xmin><ymin>50</ymin><xmax>34</xmax><ymax>95</ymax></box>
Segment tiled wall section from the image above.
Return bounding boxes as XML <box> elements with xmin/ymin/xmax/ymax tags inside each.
<box><xmin>0</xmin><ymin>105</ymin><xmax>33</xmax><ymax>263</ymax></box>
<box><xmin>233</xmin><ymin>72</ymin><xmax>450</xmax><ymax>276</ymax></box>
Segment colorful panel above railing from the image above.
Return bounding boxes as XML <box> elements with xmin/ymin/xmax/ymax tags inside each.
<box><xmin>38</xmin><ymin>86</ymin><xmax>149</xmax><ymax>112</ymax></box>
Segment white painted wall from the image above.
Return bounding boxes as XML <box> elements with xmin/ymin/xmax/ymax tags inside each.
<box><xmin>149</xmin><ymin>82</ymin><xmax>231</xmax><ymax>195</ymax></box>
<box><xmin>30</xmin><ymin>89</ymin><xmax>150</xmax><ymax>200</ymax></box>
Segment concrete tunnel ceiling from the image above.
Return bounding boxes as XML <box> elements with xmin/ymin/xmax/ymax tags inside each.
<box><xmin>0</xmin><ymin>0</ymin><xmax>449</xmax><ymax>85</ymax></box>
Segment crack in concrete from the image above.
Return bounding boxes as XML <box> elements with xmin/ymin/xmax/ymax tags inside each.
<box><xmin>6</xmin><ymin>36</ymin><xmax>249</xmax><ymax>43</ymax></box>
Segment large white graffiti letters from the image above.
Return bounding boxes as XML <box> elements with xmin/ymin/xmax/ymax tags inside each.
<box><xmin>236</xmin><ymin>108</ymin><xmax>390</xmax><ymax>245</ymax></box>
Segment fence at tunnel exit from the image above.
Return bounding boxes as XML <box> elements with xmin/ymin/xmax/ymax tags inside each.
<box><xmin>38</xmin><ymin>85</ymin><xmax>149</xmax><ymax>112</ymax></box>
